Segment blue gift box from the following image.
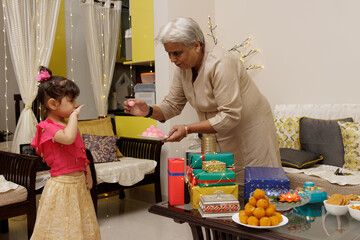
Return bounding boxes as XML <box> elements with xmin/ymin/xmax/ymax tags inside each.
<box><xmin>244</xmin><ymin>167</ymin><xmax>290</xmax><ymax>199</ymax></box>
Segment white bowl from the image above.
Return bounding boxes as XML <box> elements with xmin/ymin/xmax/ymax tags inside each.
<box><xmin>348</xmin><ymin>204</ymin><xmax>360</xmax><ymax>221</ymax></box>
<box><xmin>323</xmin><ymin>200</ymin><xmax>348</xmax><ymax>216</ymax></box>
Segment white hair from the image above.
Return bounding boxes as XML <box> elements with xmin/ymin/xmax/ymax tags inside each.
<box><xmin>156</xmin><ymin>17</ymin><xmax>205</xmax><ymax>47</ymax></box>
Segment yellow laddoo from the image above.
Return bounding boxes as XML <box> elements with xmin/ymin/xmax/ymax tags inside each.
<box><xmin>259</xmin><ymin>217</ymin><xmax>271</xmax><ymax>226</ymax></box>
<box><xmin>253</xmin><ymin>207</ymin><xmax>266</xmax><ymax>219</ymax></box>
<box><xmin>247</xmin><ymin>216</ymin><xmax>259</xmax><ymax>226</ymax></box>
<box><xmin>253</xmin><ymin>189</ymin><xmax>266</xmax><ymax>200</ymax></box>
<box><xmin>269</xmin><ymin>216</ymin><xmax>280</xmax><ymax>226</ymax></box>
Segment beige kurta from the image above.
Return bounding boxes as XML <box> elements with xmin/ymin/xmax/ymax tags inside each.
<box><xmin>159</xmin><ymin>43</ymin><xmax>281</xmax><ymax>185</ymax></box>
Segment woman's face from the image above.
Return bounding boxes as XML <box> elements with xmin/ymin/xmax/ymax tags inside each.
<box><xmin>164</xmin><ymin>41</ymin><xmax>202</xmax><ymax>70</ymax></box>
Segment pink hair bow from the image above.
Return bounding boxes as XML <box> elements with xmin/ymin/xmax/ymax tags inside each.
<box><xmin>36</xmin><ymin>70</ymin><xmax>51</xmax><ymax>82</ymax></box>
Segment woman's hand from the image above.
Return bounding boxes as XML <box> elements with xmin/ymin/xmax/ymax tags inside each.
<box><xmin>165</xmin><ymin>125</ymin><xmax>187</xmax><ymax>142</ymax></box>
<box><xmin>123</xmin><ymin>99</ymin><xmax>149</xmax><ymax>117</ymax></box>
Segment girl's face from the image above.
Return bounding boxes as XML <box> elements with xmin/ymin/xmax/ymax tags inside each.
<box><xmin>52</xmin><ymin>96</ymin><xmax>79</xmax><ymax>118</ymax></box>
<box><xmin>164</xmin><ymin>41</ymin><xmax>203</xmax><ymax>70</ymax></box>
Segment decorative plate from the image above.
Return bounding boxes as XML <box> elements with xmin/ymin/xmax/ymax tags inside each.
<box><xmin>232</xmin><ymin>213</ymin><xmax>289</xmax><ymax>229</ymax></box>
<box><xmin>137</xmin><ymin>134</ymin><xmax>168</xmax><ymax>140</ymax></box>
<box><xmin>268</xmin><ymin>189</ymin><xmax>311</xmax><ymax>211</ymax></box>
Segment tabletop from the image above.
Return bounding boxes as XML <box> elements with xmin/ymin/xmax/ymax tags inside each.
<box><xmin>149</xmin><ymin>201</ymin><xmax>360</xmax><ymax>240</ymax></box>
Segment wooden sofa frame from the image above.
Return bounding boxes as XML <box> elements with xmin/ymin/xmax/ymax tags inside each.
<box><xmin>0</xmin><ymin>150</ymin><xmax>41</xmax><ymax>239</ymax></box>
<box><xmin>87</xmin><ymin>136</ymin><xmax>164</xmax><ymax>213</ymax></box>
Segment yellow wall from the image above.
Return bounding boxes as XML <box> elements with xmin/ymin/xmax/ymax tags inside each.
<box><xmin>48</xmin><ymin>0</ymin><xmax>67</xmax><ymax>77</ymax></box>
<box><xmin>115</xmin><ymin>116</ymin><xmax>156</xmax><ymax>138</ymax></box>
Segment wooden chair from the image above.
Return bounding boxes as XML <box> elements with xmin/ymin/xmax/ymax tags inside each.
<box><xmin>80</xmin><ymin>118</ymin><xmax>164</xmax><ymax>213</ymax></box>
<box><xmin>0</xmin><ymin>150</ymin><xmax>41</xmax><ymax>239</ymax></box>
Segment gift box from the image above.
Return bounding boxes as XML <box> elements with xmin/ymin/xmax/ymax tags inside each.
<box><xmin>244</xmin><ymin>167</ymin><xmax>290</xmax><ymax>200</ymax></box>
<box><xmin>189</xmin><ymin>152</ymin><xmax>233</xmax><ymax>169</ymax></box>
<box><xmin>168</xmin><ymin>158</ymin><xmax>185</xmax><ymax>206</ymax></box>
<box><xmin>198</xmin><ymin>190</ymin><xmax>240</xmax><ymax>218</ymax></box>
<box><xmin>202</xmin><ymin>160</ymin><xmax>226</xmax><ymax>173</ymax></box>
<box><xmin>193</xmin><ymin>168</ymin><xmax>236</xmax><ymax>187</ymax></box>
<box><xmin>190</xmin><ymin>184</ymin><xmax>238</xmax><ymax>209</ymax></box>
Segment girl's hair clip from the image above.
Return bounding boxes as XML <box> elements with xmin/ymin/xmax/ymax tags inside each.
<box><xmin>36</xmin><ymin>69</ymin><xmax>51</xmax><ymax>82</ymax></box>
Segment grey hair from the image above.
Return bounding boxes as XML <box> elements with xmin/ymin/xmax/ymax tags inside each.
<box><xmin>156</xmin><ymin>17</ymin><xmax>205</xmax><ymax>47</ymax></box>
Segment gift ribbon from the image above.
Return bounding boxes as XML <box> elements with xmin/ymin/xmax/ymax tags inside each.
<box><xmin>167</xmin><ymin>170</ymin><xmax>184</xmax><ymax>176</ymax></box>
<box><xmin>195</xmin><ymin>178</ymin><xmax>235</xmax><ymax>184</ymax></box>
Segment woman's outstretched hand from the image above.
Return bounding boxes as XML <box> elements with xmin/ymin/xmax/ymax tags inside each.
<box><xmin>165</xmin><ymin>125</ymin><xmax>187</xmax><ymax>142</ymax></box>
<box><xmin>124</xmin><ymin>99</ymin><xmax>149</xmax><ymax>117</ymax></box>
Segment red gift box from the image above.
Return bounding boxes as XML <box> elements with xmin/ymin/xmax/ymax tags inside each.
<box><xmin>168</xmin><ymin>158</ymin><xmax>185</xmax><ymax>206</ymax></box>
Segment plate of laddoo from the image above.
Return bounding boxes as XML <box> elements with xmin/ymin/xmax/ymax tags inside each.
<box><xmin>232</xmin><ymin>189</ymin><xmax>289</xmax><ymax>228</ymax></box>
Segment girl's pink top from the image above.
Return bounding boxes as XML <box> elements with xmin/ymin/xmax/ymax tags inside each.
<box><xmin>31</xmin><ymin>118</ymin><xmax>90</xmax><ymax>177</ymax></box>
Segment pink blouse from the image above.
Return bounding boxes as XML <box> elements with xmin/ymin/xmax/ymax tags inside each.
<box><xmin>31</xmin><ymin>118</ymin><xmax>90</xmax><ymax>177</ymax></box>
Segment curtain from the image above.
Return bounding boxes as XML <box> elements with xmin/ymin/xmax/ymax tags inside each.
<box><xmin>2</xmin><ymin>0</ymin><xmax>61</xmax><ymax>153</ymax></box>
<box><xmin>81</xmin><ymin>0</ymin><xmax>121</xmax><ymax>117</ymax></box>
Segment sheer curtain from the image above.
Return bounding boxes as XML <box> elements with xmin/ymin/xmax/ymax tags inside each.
<box><xmin>2</xmin><ymin>0</ymin><xmax>61</xmax><ymax>153</ymax></box>
<box><xmin>81</xmin><ymin>0</ymin><xmax>121</xmax><ymax>117</ymax></box>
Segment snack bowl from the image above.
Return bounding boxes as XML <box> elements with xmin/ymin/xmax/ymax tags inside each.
<box><xmin>348</xmin><ymin>204</ymin><xmax>360</xmax><ymax>221</ymax></box>
<box><xmin>323</xmin><ymin>200</ymin><xmax>348</xmax><ymax>216</ymax></box>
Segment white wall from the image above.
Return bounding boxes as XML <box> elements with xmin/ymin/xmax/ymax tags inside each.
<box><xmin>214</xmin><ymin>0</ymin><xmax>360</xmax><ymax>106</ymax></box>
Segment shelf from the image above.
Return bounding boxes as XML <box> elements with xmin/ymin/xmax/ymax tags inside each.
<box><xmin>123</xmin><ymin>60</ymin><xmax>154</xmax><ymax>66</ymax></box>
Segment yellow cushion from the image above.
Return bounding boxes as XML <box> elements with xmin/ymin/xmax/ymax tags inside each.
<box><xmin>78</xmin><ymin>117</ymin><xmax>124</xmax><ymax>158</ymax></box>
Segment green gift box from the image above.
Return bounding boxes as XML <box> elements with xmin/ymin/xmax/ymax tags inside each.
<box><xmin>193</xmin><ymin>168</ymin><xmax>236</xmax><ymax>187</ymax></box>
<box><xmin>189</xmin><ymin>152</ymin><xmax>233</xmax><ymax>169</ymax></box>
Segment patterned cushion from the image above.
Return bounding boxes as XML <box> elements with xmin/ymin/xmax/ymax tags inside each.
<box><xmin>338</xmin><ymin>121</ymin><xmax>360</xmax><ymax>171</ymax></box>
<box><xmin>78</xmin><ymin>117</ymin><xmax>124</xmax><ymax>158</ymax></box>
<box><xmin>82</xmin><ymin>134</ymin><xmax>119</xmax><ymax>163</ymax></box>
<box><xmin>274</xmin><ymin>117</ymin><xmax>300</xmax><ymax>150</ymax></box>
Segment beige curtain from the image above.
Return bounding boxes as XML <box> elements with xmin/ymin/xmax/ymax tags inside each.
<box><xmin>2</xmin><ymin>0</ymin><xmax>61</xmax><ymax>153</ymax></box>
<box><xmin>81</xmin><ymin>0</ymin><xmax>121</xmax><ymax>117</ymax></box>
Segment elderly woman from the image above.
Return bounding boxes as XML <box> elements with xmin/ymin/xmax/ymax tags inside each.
<box><xmin>124</xmin><ymin>17</ymin><xmax>281</xmax><ymax>184</ymax></box>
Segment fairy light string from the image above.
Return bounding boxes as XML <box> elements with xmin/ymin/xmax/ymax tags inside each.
<box><xmin>69</xmin><ymin>0</ymin><xmax>75</xmax><ymax>81</ymax></box>
<box><xmin>2</xmin><ymin>1</ymin><xmax>9</xmax><ymax>143</ymax></box>
<box><xmin>207</xmin><ymin>16</ymin><xmax>264</xmax><ymax>70</ymax></box>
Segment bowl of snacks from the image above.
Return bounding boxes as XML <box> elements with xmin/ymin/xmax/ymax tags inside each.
<box><xmin>349</xmin><ymin>195</ymin><xmax>360</xmax><ymax>205</ymax></box>
<box><xmin>348</xmin><ymin>204</ymin><xmax>360</xmax><ymax>221</ymax></box>
<box><xmin>323</xmin><ymin>195</ymin><xmax>349</xmax><ymax>216</ymax></box>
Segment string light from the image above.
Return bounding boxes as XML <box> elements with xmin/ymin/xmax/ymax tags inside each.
<box><xmin>69</xmin><ymin>0</ymin><xmax>75</xmax><ymax>81</ymax></box>
<box><xmin>206</xmin><ymin>16</ymin><xmax>263</xmax><ymax>71</ymax></box>
<box><xmin>2</xmin><ymin>2</ymin><xmax>9</xmax><ymax>143</ymax></box>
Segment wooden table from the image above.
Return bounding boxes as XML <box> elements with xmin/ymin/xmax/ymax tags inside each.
<box><xmin>149</xmin><ymin>201</ymin><xmax>360</xmax><ymax>240</ymax></box>
<box><xmin>148</xmin><ymin>202</ymin><xmax>300</xmax><ymax>240</ymax></box>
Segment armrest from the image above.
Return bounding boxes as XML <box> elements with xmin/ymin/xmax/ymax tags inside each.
<box><xmin>0</xmin><ymin>150</ymin><xmax>41</xmax><ymax>200</ymax></box>
<box><xmin>116</xmin><ymin>137</ymin><xmax>164</xmax><ymax>174</ymax></box>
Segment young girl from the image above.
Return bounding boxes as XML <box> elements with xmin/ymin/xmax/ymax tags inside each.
<box><xmin>30</xmin><ymin>66</ymin><xmax>101</xmax><ymax>240</ymax></box>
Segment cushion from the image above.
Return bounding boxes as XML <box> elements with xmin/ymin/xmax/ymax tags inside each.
<box><xmin>82</xmin><ymin>134</ymin><xmax>119</xmax><ymax>163</ymax></box>
<box><xmin>280</xmin><ymin>148</ymin><xmax>323</xmax><ymax>169</ymax></box>
<box><xmin>299</xmin><ymin>117</ymin><xmax>353</xmax><ymax>167</ymax></box>
<box><xmin>274</xmin><ymin>117</ymin><xmax>300</xmax><ymax>150</ymax></box>
<box><xmin>0</xmin><ymin>184</ymin><xmax>27</xmax><ymax>207</ymax></box>
<box><xmin>78</xmin><ymin>117</ymin><xmax>124</xmax><ymax>158</ymax></box>
<box><xmin>338</xmin><ymin>121</ymin><xmax>360</xmax><ymax>171</ymax></box>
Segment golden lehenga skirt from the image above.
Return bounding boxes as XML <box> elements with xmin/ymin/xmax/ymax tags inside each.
<box><xmin>30</xmin><ymin>174</ymin><xmax>101</xmax><ymax>240</ymax></box>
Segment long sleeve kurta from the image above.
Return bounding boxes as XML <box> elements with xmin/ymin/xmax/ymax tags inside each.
<box><xmin>158</xmin><ymin>43</ymin><xmax>281</xmax><ymax>184</ymax></box>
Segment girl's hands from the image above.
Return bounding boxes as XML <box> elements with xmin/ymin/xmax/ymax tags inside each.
<box><xmin>165</xmin><ymin>125</ymin><xmax>187</xmax><ymax>142</ymax></box>
<box><xmin>71</xmin><ymin>104</ymin><xmax>85</xmax><ymax>118</ymax></box>
<box><xmin>85</xmin><ymin>170</ymin><xmax>93</xmax><ymax>190</ymax></box>
<box><xmin>124</xmin><ymin>99</ymin><xmax>149</xmax><ymax>117</ymax></box>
